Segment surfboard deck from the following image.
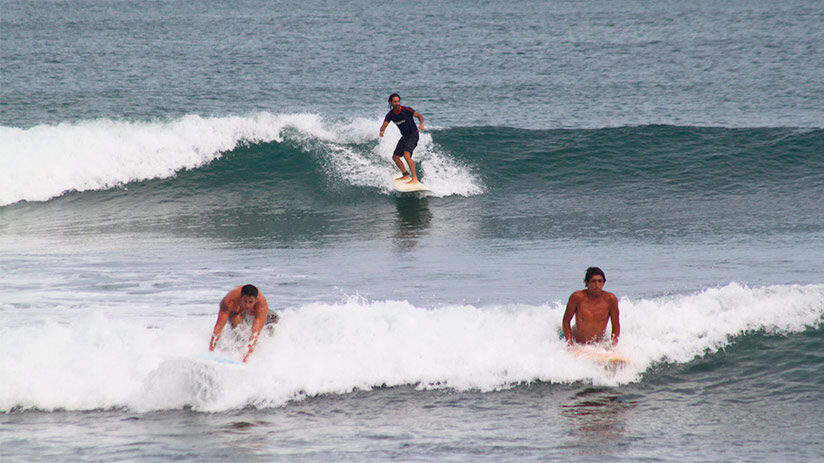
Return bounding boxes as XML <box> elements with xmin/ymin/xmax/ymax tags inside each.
<box><xmin>392</xmin><ymin>178</ymin><xmax>430</xmax><ymax>192</ymax></box>
<box><xmin>570</xmin><ymin>345</ymin><xmax>629</xmax><ymax>367</ymax></box>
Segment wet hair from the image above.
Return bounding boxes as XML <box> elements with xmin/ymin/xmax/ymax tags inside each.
<box><xmin>388</xmin><ymin>93</ymin><xmax>400</xmax><ymax>103</ymax></box>
<box><xmin>241</xmin><ymin>284</ymin><xmax>259</xmax><ymax>298</ymax></box>
<box><xmin>584</xmin><ymin>267</ymin><xmax>606</xmax><ymax>283</ymax></box>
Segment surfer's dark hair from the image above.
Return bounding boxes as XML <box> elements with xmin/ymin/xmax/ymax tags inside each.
<box><xmin>241</xmin><ymin>284</ymin><xmax>259</xmax><ymax>297</ymax></box>
<box><xmin>388</xmin><ymin>93</ymin><xmax>400</xmax><ymax>102</ymax></box>
<box><xmin>584</xmin><ymin>267</ymin><xmax>606</xmax><ymax>283</ymax></box>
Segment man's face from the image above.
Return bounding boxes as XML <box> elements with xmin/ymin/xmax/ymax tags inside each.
<box><xmin>585</xmin><ymin>276</ymin><xmax>605</xmax><ymax>294</ymax></box>
<box><xmin>240</xmin><ymin>295</ymin><xmax>257</xmax><ymax>311</ymax></box>
<box><xmin>390</xmin><ymin>97</ymin><xmax>401</xmax><ymax>111</ymax></box>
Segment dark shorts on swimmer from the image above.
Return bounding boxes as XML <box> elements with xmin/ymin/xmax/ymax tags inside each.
<box><xmin>393</xmin><ymin>132</ymin><xmax>419</xmax><ymax>157</ymax></box>
<box><xmin>230</xmin><ymin>312</ymin><xmax>280</xmax><ymax>325</ymax></box>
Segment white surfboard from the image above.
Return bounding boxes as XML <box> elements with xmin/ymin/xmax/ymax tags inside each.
<box><xmin>392</xmin><ymin>177</ymin><xmax>430</xmax><ymax>193</ymax></box>
<box><xmin>570</xmin><ymin>345</ymin><xmax>630</xmax><ymax>368</ymax></box>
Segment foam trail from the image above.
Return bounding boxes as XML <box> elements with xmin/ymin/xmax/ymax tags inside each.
<box><xmin>1</xmin><ymin>283</ymin><xmax>820</xmax><ymax>412</ymax></box>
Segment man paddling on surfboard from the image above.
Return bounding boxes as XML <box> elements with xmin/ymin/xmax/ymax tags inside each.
<box><xmin>562</xmin><ymin>267</ymin><xmax>621</xmax><ymax>347</ymax></box>
<box><xmin>209</xmin><ymin>284</ymin><xmax>279</xmax><ymax>363</ymax></box>
<box><xmin>379</xmin><ymin>93</ymin><xmax>425</xmax><ymax>185</ymax></box>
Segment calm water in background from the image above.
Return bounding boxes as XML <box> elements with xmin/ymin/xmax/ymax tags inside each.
<box><xmin>2</xmin><ymin>1</ymin><xmax>824</xmax><ymax>461</ymax></box>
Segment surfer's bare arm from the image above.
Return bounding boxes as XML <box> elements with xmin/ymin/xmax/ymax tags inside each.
<box><xmin>609</xmin><ymin>294</ymin><xmax>621</xmax><ymax>346</ymax></box>
<box><xmin>561</xmin><ymin>293</ymin><xmax>579</xmax><ymax>346</ymax></box>
<box><xmin>209</xmin><ymin>301</ymin><xmax>231</xmax><ymax>351</ymax></box>
<box><xmin>379</xmin><ymin>120</ymin><xmax>390</xmax><ymax>137</ymax></box>
<box><xmin>413</xmin><ymin>111</ymin><xmax>424</xmax><ymax>131</ymax></box>
<box><xmin>242</xmin><ymin>300</ymin><xmax>270</xmax><ymax>363</ymax></box>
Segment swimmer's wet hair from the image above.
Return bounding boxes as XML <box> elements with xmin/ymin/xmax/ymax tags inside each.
<box><xmin>241</xmin><ymin>284</ymin><xmax>259</xmax><ymax>297</ymax></box>
<box><xmin>584</xmin><ymin>267</ymin><xmax>606</xmax><ymax>283</ymax></box>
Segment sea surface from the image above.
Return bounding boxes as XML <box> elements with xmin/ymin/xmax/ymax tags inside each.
<box><xmin>2</xmin><ymin>1</ymin><xmax>824</xmax><ymax>461</ymax></box>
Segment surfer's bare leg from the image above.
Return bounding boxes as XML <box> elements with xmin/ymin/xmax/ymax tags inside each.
<box><xmin>403</xmin><ymin>152</ymin><xmax>418</xmax><ymax>183</ymax></box>
<box><xmin>392</xmin><ymin>155</ymin><xmax>409</xmax><ymax>179</ymax></box>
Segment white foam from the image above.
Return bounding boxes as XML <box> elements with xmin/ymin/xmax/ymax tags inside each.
<box><xmin>369</xmin><ymin>124</ymin><xmax>484</xmax><ymax>197</ymax></box>
<box><xmin>619</xmin><ymin>282</ymin><xmax>824</xmax><ymax>368</ymax></box>
<box><xmin>300</xmin><ymin>116</ymin><xmax>484</xmax><ymax>198</ymax></box>
<box><xmin>1</xmin><ymin>283</ymin><xmax>820</xmax><ymax>412</ymax></box>
<box><xmin>0</xmin><ymin>114</ymin><xmax>484</xmax><ymax>206</ymax></box>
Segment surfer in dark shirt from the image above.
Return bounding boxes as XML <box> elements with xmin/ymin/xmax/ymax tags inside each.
<box><xmin>379</xmin><ymin>93</ymin><xmax>425</xmax><ymax>185</ymax></box>
<box><xmin>562</xmin><ymin>267</ymin><xmax>621</xmax><ymax>346</ymax></box>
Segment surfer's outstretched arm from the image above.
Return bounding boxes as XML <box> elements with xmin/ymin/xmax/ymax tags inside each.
<box><xmin>209</xmin><ymin>304</ymin><xmax>230</xmax><ymax>351</ymax></box>
<box><xmin>243</xmin><ymin>305</ymin><xmax>268</xmax><ymax>363</ymax></box>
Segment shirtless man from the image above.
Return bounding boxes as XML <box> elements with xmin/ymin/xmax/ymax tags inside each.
<box><xmin>209</xmin><ymin>284</ymin><xmax>278</xmax><ymax>362</ymax></box>
<box><xmin>379</xmin><ymin>93</ymin><xmax>425</xmax><ymax>185</ymax></box>
<box><xmin>562</xmin><ymin>267</ymin><xmax>621</xmax><ymax>346</ymax></box>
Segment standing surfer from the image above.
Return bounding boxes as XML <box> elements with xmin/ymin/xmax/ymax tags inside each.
<box><xmin>562</xmin><ymin>267</ymin><xmax>621</xmax><ymax>346</ymax></box>
<box><xmin>379</xmin><ymin>93</ymin><xmax>425</xmax><ymax>185</ymax></box>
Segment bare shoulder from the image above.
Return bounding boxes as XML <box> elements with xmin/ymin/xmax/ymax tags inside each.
<box><xmin>568</xmin><ymin>290</ymin><xmax>587</xmax><ymax>302</ymax></box>
<box><xmin>223</xmin><ymin>286</ymin><xmax>242</xmax><ymax>302</ymax></box>
<box><xmin>604</xmin><ymin>291</ymin><xmax>619</xmax><ymax>303</ymax></box>
<box><xmin>219</xmin><ymin>295</ymin><xmax>231</xmax><ymax>312</ymax></box>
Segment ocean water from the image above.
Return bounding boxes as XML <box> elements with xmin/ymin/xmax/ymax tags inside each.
<box><xmin>2</xmin><ymin>1</ymin><xmax>824</xmax><ymax>462</ymax></box>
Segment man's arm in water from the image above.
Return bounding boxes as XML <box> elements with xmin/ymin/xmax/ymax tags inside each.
<box><xmin>242</xmin><ymin>299</ymin><xmax>270</xmax><ymax>363</ymax></box>
<box><xmin>561</xmin><ymin>292</ymin><xmax>581</xmax><ymax>346</ymax></box>
<box><xmin>209</xmin><ymin>299</ymin><xmax>231</xmax><ymax>351</ymax></box>
<box><xmin>608</xmin><ymin>293</ymin><xmax>621</xmax><ymax>346</ymax></box>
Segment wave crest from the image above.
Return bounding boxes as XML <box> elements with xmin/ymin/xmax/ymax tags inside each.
<box><xmin>0</xmin><ymin>113</ymin><xmax>483</xmax><ymax>206</ymax></box>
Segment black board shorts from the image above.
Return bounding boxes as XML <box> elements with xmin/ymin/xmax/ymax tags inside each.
<box><xmin>230</xmin><ymin>311</ymin><xmax>280</xmax><ymax>325</ymax></box>
<box><xmin>393</xmin><ymin>132</ymin><xmax>419</xmax><ymax>157</ymax></box>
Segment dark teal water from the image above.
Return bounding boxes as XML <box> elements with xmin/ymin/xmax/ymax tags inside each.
<box><xmin>3</xmin><ymin>0</ymin><xmax>823</xmax><ymax>129</ymax></box>
<box><xmin>4</xmin><ymin>126</ymin><xmax>823</xmax><ymax>241</ymax></box>
<box><xmin>1</xmin><ymin>1</ymin><xmax>823</xmax><ymax>461</ymax></box>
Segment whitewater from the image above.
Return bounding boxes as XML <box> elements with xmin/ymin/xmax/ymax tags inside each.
<box><xmin>2</xmin><ymin>283</ymin><xmax>821</xmax><ymax>412</ymax></box>
<box><xmin>0</xmin><ymin>114</ymin><xmax>483</xmax><ymax>206</ymax></box>
<box><xmin>3</xmin><ymin>0</ymin><xmax>824</xmax><ymax>461</ymax></box>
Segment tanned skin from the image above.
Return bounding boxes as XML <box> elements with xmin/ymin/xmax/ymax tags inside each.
<box><xmin>209</xmin><ymin>285</ymin><xmax>269</xmax><ymax>362</ymax></box>
<box><xmin>562</xmin><ymin>271</ymin><xmax>620</xmax><ymax>346</ymax></box>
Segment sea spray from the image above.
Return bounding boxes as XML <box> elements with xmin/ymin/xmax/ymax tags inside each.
<box><xmin>1</xmin><ymin>283</ymin><xmax>821</xmax><ymax>412</ymax></box>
